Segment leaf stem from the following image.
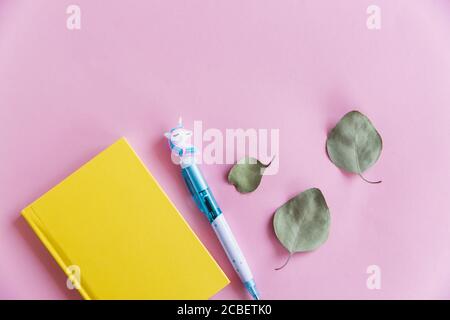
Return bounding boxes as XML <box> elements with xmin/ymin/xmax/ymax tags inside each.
<box><xmin>358</xmin><ymin>173</ymin><xmax>382</xmax><ymax>184</ymax></box>
<box><xmin>353</xmin><ymin>141</ymin><xmax>382</xmax><ymax>184</ymax></box>
<box><xmin>267</xmin><ymin>154</ymin><xmax>276</xmax><ymax>167</ymax></box>
<box><xmin>275</xmin><ymin>253</ymin><xmax>292</xmax><ymax>271</ymax></box>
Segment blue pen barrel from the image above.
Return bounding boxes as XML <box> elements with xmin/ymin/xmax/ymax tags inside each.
<box><xmin>181</xmin><ymin>164</ymin><xmax>222</xmax><ymax>223</ymax></box>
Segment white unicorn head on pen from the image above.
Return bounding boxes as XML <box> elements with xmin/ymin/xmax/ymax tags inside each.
<box><xmin>164</xmin><ymin>117</ymin><xmax>196</xmax><ymax>166</ymax></box>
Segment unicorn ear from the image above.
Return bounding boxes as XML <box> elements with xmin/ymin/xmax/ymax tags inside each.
<box><xmin>178</xmin><ymin>116</ymin><xmax>183</xmax><ymax>126</ymax></box>
<box><xmin>164</xmin><ymin>132</ymin><xmax>171</xmax><ymax>139</ymax></box>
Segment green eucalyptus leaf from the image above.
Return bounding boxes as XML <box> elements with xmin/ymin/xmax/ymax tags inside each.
<box><xmin>228</xmin><ymin>157</ymin><xmax>271</xmax><ymax>193</ymax></box>
<box><xmin>326</xmin><ymin>110</ymin><xmax>382</xmax><ymax>184</ymax></box>
<box><xmin>273</xmin><ymin>188</ymin><xmax>330</xmax><ymax>270</ymax></box>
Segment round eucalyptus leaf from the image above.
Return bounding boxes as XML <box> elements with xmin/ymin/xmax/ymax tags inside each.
<box><xmin>228</xmin><ymin>157</ymin><xmax>270</xmax><ymax>193</ymax></box>
<box><xmin>326</xmin><ymin>111</ymin><xmax>382</xmax><ymax>183</ymax></box>
<box><xmin>273</xmin><ymin>188</ymin><xmax>330</xmax><ymax>269</ymax></box>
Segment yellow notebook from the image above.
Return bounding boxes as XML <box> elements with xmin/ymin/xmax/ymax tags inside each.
<box><xmin>22</xmin><ymin>138</ymin><xmax>229</xmax><ymax>299</ymax></box>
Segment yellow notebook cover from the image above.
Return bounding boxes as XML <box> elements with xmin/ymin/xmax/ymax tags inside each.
<box><xmin>21</xmin><ymin>138</ymin><xmax>229</xmax><ymax>299</ymax></box>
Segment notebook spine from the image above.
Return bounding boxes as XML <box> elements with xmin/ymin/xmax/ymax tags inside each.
<box><xmin>21</xmin><ymin>206</ymin><xmax>91</xmax><ymax>300</ymax></box>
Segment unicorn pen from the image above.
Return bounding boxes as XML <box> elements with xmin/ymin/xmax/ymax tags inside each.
<box><xmin>164</xmin><ymin>118</ymin><xmax>260</xmax><ymax>300</ymax></box>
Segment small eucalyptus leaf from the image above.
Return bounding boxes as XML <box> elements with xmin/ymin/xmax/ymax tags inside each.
<box><xmin>228</xmin><ymin>157</ymin><xmax>271</xmax><ymax>193</ymax></box>
<box><xmin>273</xmin><ymin>188</ymin><xmax>330</xmax><ymax>270</ymax></box>
<box><xmin>326</xmin><ymin>111</ymin><xmax>382</xmax><ymax>184</ymax></box>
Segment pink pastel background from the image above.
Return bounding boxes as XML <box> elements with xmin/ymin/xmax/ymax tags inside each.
<box><xmin>1</xmin><ymin>0</ymin><xmax>450</xmax><ymax>300</ymax></box>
